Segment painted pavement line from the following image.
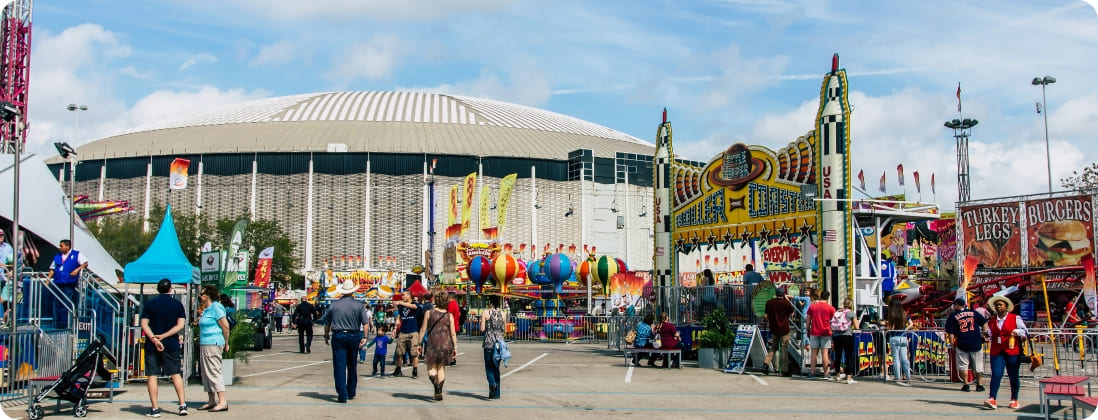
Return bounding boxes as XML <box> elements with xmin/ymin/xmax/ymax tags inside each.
<box><xmin>500</xmin><ymin>353</ymin><xmax>548</xmax><ymax>379</ymax></box>
<box><xmin>624</xmin><ymin>365</ymin><xmax>634</xmax><ymax>383</ymax></box>
<box><xmin>240</xmin><ymin>360</ymin><xmax>329</xmax><ymax>378</ymax></box>
<box><xmin>749</xmin><ymin>374</ymin><xmax>768</xmax><ymax>386</ymax></box>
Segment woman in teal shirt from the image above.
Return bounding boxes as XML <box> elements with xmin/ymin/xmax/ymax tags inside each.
<box><xmin>198</xmin><ymin>285</ymin><xmax>231</xmax><ymax>412</ymax></box>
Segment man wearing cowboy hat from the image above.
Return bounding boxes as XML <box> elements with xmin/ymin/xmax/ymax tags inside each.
<box><xmin>983</xmin><ymin>295</ymin><xmax>1027</xmax><ymax>410</ymax></box>
<box><xmin>322</xmin><ymin>279</ymin><xmax>370</xmax><ymax>403</ymax></box>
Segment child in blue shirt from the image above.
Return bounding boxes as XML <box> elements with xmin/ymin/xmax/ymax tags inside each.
<box><xmin>363</xmin><ymin>325</ymin><xmax>392</xmax><ymax>377</ymax></box>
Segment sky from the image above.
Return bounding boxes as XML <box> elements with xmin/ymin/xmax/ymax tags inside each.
<box><xmin>24</xmin><ymin>0</ymin><xmax>1098</xmax><ymax>210</ymax></box>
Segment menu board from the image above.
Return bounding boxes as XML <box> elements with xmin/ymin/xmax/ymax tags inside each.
<box><xmin>724</xmin><ymin>325</ymin><xmax>766</xmax><ymax>374</ymax></box>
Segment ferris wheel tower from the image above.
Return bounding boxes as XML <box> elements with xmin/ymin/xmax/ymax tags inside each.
<box><xmin>0</xmin><ymin>0</ymin><xmax>31</xmax><ymax>153</ymax></box>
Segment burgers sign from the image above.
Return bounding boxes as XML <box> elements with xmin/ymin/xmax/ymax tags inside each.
<box><xmin>1026</xmin><ymin>196</ymin><xmax>1094</xmax><ymax>267</ymax></box>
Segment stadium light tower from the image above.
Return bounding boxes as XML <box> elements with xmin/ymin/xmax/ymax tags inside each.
<box><xmin>944</xmin><ymin>118</ymin><xmax>978</xmax><ymax>204</ymax></box>
<box><xmin>1032</xmin><ymin>76</ymin><xmax>1055</xmax><ymax>193</ymax></box>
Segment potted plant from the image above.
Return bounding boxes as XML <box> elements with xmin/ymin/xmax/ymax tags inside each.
<box><xmin>222</xmin><ymin>311</ymin><xmax>255</xmax><ymax>386</ymax></box>
<box><xmin>697</xmin><ymin>308</ymin><xmax>736</xmax><ymax>370</ymax></box>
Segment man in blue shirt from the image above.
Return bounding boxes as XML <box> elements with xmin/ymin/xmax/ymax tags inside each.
<box><xmin>140</xmin><ymin>279</ymin><xmax>188</xmax><ymax>417</ymax></box>
<box><xmin>47</xmin><ymin>239</ymin><xmax>87</xmax><ymax>328</ymax></box>
<box><xmin>945</xmin><ymin>298</ymin><xmax>987</xmax><ymax>392</ymax></box>
<box><xmin>392</xmin><ymin>293</ymin><xmax>422</xmax><ymax>378</ymax></box>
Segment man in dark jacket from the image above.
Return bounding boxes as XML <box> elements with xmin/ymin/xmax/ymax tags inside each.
<box><xmin>763</xmin><ymin>287</ymin><xmax>795</xmax><ymax>376</ymax></box>
<box><xmin>291</xmin><ymin>297</ymin><xmax>317</xmax><ymax>353</ymax></box>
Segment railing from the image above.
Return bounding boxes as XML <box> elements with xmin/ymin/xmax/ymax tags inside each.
<box><xmin>0</xmin><ymin>328</ymin><xmax>76</xmax><ymax>404</ymax></box>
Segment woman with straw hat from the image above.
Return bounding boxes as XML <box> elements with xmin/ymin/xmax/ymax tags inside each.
<box><xmin>984</xmin><ymin>295</ymin><xmax>1027</xmax><ymax>410</ymax></box>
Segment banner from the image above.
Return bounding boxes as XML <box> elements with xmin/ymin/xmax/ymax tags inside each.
<box><xmin>1024</xmin><ymin>195</ymin><xmax>1094</xmax><ymax>267</ymax></box>
<box><xmin>959</xmin><ymin>203</ymin><xmax>1022</xmax><ymax>268</ymax></box>
<box><xmin>498</xmin><ymin>173</ymin><xmax>517</xmax><ymax>229</ymax></box>
<box><xmin>200</xmin><ymin>251</ymin><xmax>221</xmax><ymax>284</ymax></box>
<box><xmin>461</xmin><ymin>172</ymin><xmax>476</xmax><ymax>235</ymax></box>
<box><xmin>224</xmin><ymin>251</ymin><xmax>249</xmax><ymax>288</ymax></box>
<box><xmin>607</xmin><ymin>271</ymin><xmax>651</xmax><ymax>314</ymax></box>
<box><xmin>227</xmin><ymin>218</ymin><xmax>249</xmax><ymax>263</ymax></box>
<box><xmin>253</xmin><ymin>246</ymin><xmax>274</xmax><ymax>288</ymax></box>
<box><xmin>1083</xmin><ymin>255</ymin><xmax>1096</xmax><ymax>314</ymax></box>
<box><xmin>479</xmin><ymin>185</ymin><xmax>490</xmax><ymax>233</ymax></box>
<box><xmin>169</xmin><ymin>158</ymin><xmax>190</xmax><ymax>190</ymax></box>
<box><xmin>448</xmin><ymin>184</ymin><xmax>459</xmax><ymax>226</ymax></box>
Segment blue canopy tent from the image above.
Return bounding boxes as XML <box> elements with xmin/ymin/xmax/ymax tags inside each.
<box><xmin>124</xmin><ymin>205</ymin><xmax>199</xmax><ymax>284</ymax></box>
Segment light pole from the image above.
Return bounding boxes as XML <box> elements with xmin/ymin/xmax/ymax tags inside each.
<box><xmin>1032</xmin><ymin>76</ymin><xmax>1055</xmax><ymax>193</ymax></box>
<box><xmin>54</xmin><ymin>142</ymin><xmax>77</xmax><ymax>248</ymax></box>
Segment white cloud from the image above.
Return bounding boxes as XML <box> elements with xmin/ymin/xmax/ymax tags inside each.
<box><xmin>324</xmin><ymin>35</ymin><xmax>406</xmax><ymax>86</ymax></box>
<box><xmin>408</xmin><ymin>63</ymin><xmax>552</xmax><ymax>107</ymax></box>
<box><xmin>250</xmin><ymin>39</ymin><xmax>299</xmax><ymax>67</ymax></box>
<box><xmin>178</xmin><ymin>53</ymin><xmax>217</xmax><ymax>72</ymax></box>
<box><xmin>219</xmin><ymin>0</ymin><xmax>515</xmax><ymax>21</ymax></box>
<box><xmin>121</xmin><ymin>86</ymin><xmax>271</xmax><ymax>129</ymax></box>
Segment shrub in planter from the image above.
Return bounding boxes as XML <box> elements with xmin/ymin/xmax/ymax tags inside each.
<box><xmin>697</xmin><ymin>308</ymin><xmax>736</xmax><ymax>369</ymax></box>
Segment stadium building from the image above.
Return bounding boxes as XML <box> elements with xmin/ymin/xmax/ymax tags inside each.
<box><xmin>49</xmin><ymin>91</ymin><xmax>674</xmax><ymax>278</ymax></box>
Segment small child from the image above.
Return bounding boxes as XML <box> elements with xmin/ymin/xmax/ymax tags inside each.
<box><xmin>363</xmin><ymin>325</ymin><xmax>392</xmax><ymax>377</ymax></box>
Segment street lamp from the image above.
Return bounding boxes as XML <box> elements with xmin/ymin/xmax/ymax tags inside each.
<box><xmin>1032</xmin><ymin>76</ymin><xmax>1055</xmax><ymax>193</ymax></box>
<box><xmin>944</xmin><ymin>118</ymin><xmax>979</xmax><ymax>203</ymax></box>
<box><xmin>54</xmin><ymin>141</ymin><xmax>77</xmax><ymax>248</ymax></box>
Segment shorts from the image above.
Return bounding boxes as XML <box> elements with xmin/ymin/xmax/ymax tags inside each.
<box><xmin>955</xmin><ymin>348</ymin><xmax>984</xmax><ymax>374</ymax></box>
<box><xmin>396</xmin><ymin>331</ymin><xmax>421</xmax><ymax>358</ymax></box>
<box><xmin>809</xmin><ymin>335</ymin><xmax>833</xmax><ymax>349</ymax></box>
<box><xmin>145</xmin><ymin>347</ymin><xmax>183</xmax><ymax>377</ymax></box>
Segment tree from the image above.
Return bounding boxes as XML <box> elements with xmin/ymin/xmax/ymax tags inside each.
<box><xmin>1062</xmin><ymin>162</ymin><xmax>1098</xmax><ymax>191</ymax></box>
<box><xmin>214</xmin><ymin>215</ymin><xmax>302</xmax><ymax>289</ymax></box>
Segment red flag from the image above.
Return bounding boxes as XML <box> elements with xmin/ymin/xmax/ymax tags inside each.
<box><xmin>956</xmin><ymin>83</ymin><xmax>961</xmax><ymax>113</ymax></box>
<box><xmin>897</xmin><ymin>164</ymin><xmax>905</xmax><ymax>186</ymax></box>
<box><xmin>931</xmin><ymin>173</ymin><xmax>936</xmax><ymax>194</ymax></box>
<box><xmin>857</xmin><ymin>170</ymin><xmax>865</xmax><ymax>191</ymax></box>
<box><xmin>879</xmin><ymin>172</ymin><xmax>886</xmax><ymax>193</ymax></box>
<box><xmin>913</xmin><ymin>171</ymin><xmax>921</xmax><ymax>193</ymax></box>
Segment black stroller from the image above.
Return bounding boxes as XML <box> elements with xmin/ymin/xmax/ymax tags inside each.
<box><xmin>27</xmin><ymin>339</ymin><xmax>116</xmax><ymax>419</ymax></box>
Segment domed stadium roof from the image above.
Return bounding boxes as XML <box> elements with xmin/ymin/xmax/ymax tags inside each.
<box><xmin>68</xmin><ymin>91</ymin><xmax>655</xmax><ymax>161</ymax></box>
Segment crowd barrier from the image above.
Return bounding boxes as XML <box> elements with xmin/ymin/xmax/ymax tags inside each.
<box><xmin>0</xmin><ymin>329</ymin><xmax>76</xmax><ymax>404</ymax></box>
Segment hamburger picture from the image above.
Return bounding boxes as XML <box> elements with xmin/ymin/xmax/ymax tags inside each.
<box><xmin>1034</xmin><ymin>220</ymin><xmax>1093</xmax><ymax>266</ymax></box>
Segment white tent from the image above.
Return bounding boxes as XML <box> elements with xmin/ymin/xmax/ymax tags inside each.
<box><xmin>0</xmin><ymin>154</ymin><xmax>123</xmax><ymax>283</ymax></box>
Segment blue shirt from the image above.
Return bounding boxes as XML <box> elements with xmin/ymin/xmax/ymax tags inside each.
<box><xmin>141</xmin><ymin>294</ymin><xmax>187</xmax><ymax>351</ymax></box>
<box><xmin>199</xmin><ymin>302</ymin><xmax>227</xmax><ymax>346</ymax></box>
<box><xmin>372</xmin><ymin>335</ymin><xmax>391</xmax><ymax>355</ymax></box>
<box><xmin>635</xmin><ymin>322</ymin><xmax>652</xmax><ymax>347</ymax></box>
<box><xmin>945</xmin><ymin>308</ymin><xmax>987</xmax><ymax>352</ymax></box>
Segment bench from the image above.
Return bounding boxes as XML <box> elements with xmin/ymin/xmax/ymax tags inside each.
<box><xmin>623</xmin><ymin>347</ymin><xmax>681</xmax><ymax>369</ymax></box>
<box><xmin>1043</xmin><ymin>384</ymin><xmax>1086</xmax><ymax>420</ymax></box>
<box><xmin>1040</xmin><ymin>376</ymin><xmax>1092</xmax><ymax>418</ymax></box>
<box><xmin>1072</xmin><ymin>396</ymin><xmax>1098</xmax><ymax>420</ymax></box>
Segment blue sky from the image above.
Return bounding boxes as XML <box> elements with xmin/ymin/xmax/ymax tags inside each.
<box><xmin>25</xmin><ymin>0</ymin><xmax>1098</xmax><ymax>209</ymax></box>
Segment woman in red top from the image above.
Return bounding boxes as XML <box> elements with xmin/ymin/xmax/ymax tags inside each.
<box><xmin>647</xmin><ymin>313</ymin><xmax>682</xmax><ymax>368</ymax></box>
<box><xmin>984</xmin><ymin>295</ymin><xmax>1027</xmax><ymax>410</ymax></box>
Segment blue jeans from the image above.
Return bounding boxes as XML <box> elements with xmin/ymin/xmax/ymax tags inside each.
<box><xmin>372</xmin><ymin>353</ymin><xmax>386</xmax><ymax>376</ymax></box>
<box><xmin>989</xmin><ymin>352</ymin><xmax>1021</xmax><ymax>400</ymax></box>
<box><xmin>331</xmin><ymin>331</ymin><xmax>362</xmax><ymax>402</ymax></box>
<box><xmin>889</xmin><ymin>336</ymin><xmax>910</xmax><ymax>380</ymax></box>
<box><xmin>483</xmin><ymin>348</ymin><xmax>500</xmax><ymax>390</ymax></box>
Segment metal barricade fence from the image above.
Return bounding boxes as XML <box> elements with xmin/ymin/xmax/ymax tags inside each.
<box><xmin>0</xmin><ymin>328</ymin><xmax>75</xmax><ymax>404</ymax></box>
<box><xmin>460</xmin><ymin>314</ymin><xmax>626</xmax><ymax>345</ymax></box>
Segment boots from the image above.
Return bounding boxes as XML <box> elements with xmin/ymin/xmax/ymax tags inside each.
<box><xmin>430</xmin><ymin>375</ymin><xmax>443</xmax><ymax>401</ymax></box>
<box><xmin>392</xmin><ymin>367</ymin><xmax>403</xmax><ymax>377</ymax></box>
<box><xmin>412</xmin><ymin>367</ymin><xmax>419</xmax><ymax>379</ymax></box>
<box><xmin>489</xmin><ymin>384</ymin><xmax>500</xmax><ymax>399</ymax></box>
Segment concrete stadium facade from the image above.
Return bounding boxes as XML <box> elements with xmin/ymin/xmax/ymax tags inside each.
<box><xmin>49</xmin><ymin>91</ymin><xmax>672</xmax><ymax>278</ymax></box>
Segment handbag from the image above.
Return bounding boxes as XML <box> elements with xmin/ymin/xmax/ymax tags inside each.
<box><xmin>1019</xmin><ymin>338</ymin><xmax>1043</xmax><ymax>371</ymax></box>
<box><xmin>653</xmin><ymin>335</ymin><xmax>663</xmax><ymax>349</ymax></box>
<box><xmin>624</xmin><ymin>329</ymin><xmax>637</xmax><ymax>345</ymax></box>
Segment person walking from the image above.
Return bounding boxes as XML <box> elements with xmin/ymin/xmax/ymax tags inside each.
<box><xmin>272</xmin><ymin>303</ymin><xmax>285</xmax><ymax>334</ymax></box>
<box><xmin>196</xmin><ymin>285</ymin><xmax>230</xmax><ymax>412</ymax></box>
<box><xmin>392</xmin><ymin>293</ymin><xmax>423</xmax><ymax>378</ymax></box>
<box><xmin>984</xmin><ymin>295</ymin><xmax>1027</xmax><ymax>410</ymax></box>
<box><xmin>140</xmin><ymin>279</ymin><xmax>188</xmax><ymax>417</ymax></box>
<box><xmin>831</xmin><ymin>297</ymin><xmax>859</xmax><ymax>384</ymax></box>
<box><xmin>945</xmin><ymin>298</ymin><xmax>987</xmax><ymax>393</ymax></box>
<box><xmin>763</xmin><ymin>288</ymin><xmax>795</xmax><ymax>376</ymax></box>
<box><xmin>419</xmin><ymin>290</ymin><xmax>457</xmax><ymax>401</ymax></box>
<box><xmin>322</xmin><ymin>280</ymin><xmax>370</xmax><ymax>403</ymax></box>
<box><xmin>883</xmin><ymin>296</ymin><xmax>912</xmax><ymax>386</ymax></box>
<box><xmin>806</xmin><ymin>289</ymin><xmax>836</xmax><ymax>380</ymax></box>
<box><xmin>291</xmin><ymin>297</ymin><xmax>317</xmax><ymax>353</ymax></box>
<box><xmin>48</xmin><ymin>239</ymin><xmax>88</xmax><ymax>328</ymax></box>
<box><xmin>480</xmin><ymin>295</ymin><xmax>506</xmax><ymax>398</ymax></box>
<box><xmin>366</xmin><ymin>325</ymin><xmax>392</xmax><ymax>375</ymax></box>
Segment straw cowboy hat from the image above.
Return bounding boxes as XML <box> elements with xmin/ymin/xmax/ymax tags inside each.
<box><xmin>335</xmin><ymin>279</ymin><xmax>358</xmax><ymax>296</ymax></box>
<box><xmin>987</xmin><ymin>295</ymin><xmax>1014</xmax><ymax>313</ymax></box>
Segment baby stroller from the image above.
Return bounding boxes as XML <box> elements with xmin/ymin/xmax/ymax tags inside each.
<box><xmin>27</xmin><ymin>338</ymin><xmax>116</xmax><ymax>419</ymax></box>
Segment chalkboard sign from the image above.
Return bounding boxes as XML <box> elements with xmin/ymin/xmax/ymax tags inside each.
<box><xmin>723</xmin><ymin>325</ymin><xmax>767</xmax><ymax>374</ymax></box>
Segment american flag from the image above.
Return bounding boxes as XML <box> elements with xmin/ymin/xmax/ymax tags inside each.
<box><xmin>823</xmin><ymin>230</ymin><xmax>838</xmax><ymax>242</ymax></box>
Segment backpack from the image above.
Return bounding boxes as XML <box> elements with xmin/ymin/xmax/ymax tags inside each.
<box><xmin>830</xmin><ymin>309</ymin><xmax>851</xmax><ymax>332</ymax></box>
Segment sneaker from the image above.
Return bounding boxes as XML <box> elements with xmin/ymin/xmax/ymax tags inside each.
<box><xmin>838</xmin><ymin>373</ymin><xmax>846</xmax><ymax>380</ymax></box>
<box><xmin>897</xmin><ymin>381</ymin><xmax>910</xmax><ymax>387</ymax></box>
<box><xmin>984</xmin><ymin>398</ymin><xmax>997</xmax><ymax>409</ymax></box>
<box><xmin>179</xmin><ymin>405</ymin><xmax>188</xmax><ymax>416</ymax></box>
<box><xmin>804</xmin><ymin>374</ymin><xmax>815</xmax><ymax>380</ymax></box>
<box><xmin>1008</xmin><ymin>400</ymin><xmax>1019</xmax><ymax>409</ymax></box>
<box><xmin>847</xmin><ymin>377</ymin><xmax>857</xmax><ymax>384</ymax></box>
<box><xmin>146</xmin><ymin>408</ymin><xmax>162</xmax><ymax>418</ymax></box>
<box><xmin>976</xmin><ymin>384</ymin><xmax>986</xmax><ymax>392</ymax></box>
<box><xmin>961</xmin><ymin>384</ymin><xmax>971</xmax><ymax>392</ymax></box>
<box><xmin>823</xmin><ymin>376</ymin><xmax>835</xmax><ymax>381</ymax></box>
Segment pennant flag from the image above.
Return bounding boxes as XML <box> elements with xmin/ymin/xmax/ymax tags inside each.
<box><xmin>169</xmin><ymin>158</ymin><xmax>190</xmax><ymax>190</ymax></box>
<box><xmin>879</xmin><ymin>172</ymin><xmax>886</xmax><ymax>193</ymax></box>
<box><xmin>897</xmin><ymin>164</ymin><xmax>905</xmax><ymax>186</ymax></box>
<box><xmin>958</xmin><ymin>255</ymin><xmax>979</xmax><ymax>301</ymax></box>
<box><xmin>913</xmin><ymin>171</ymin><xmax>921</xmax><ymax>193</ymax></box>
<box><xmin>253</xmin><ymin>246</ymin><xmax>275</xmax><ymax>288</ymax></box>
<box><xmin>956</xmin><ymin>83</ymin><xmax>962</xmax><ymax>113</ymax></box>
<box><xmin>448</xmin><ymin>184</ymin><xmax>459</xmax><ymax>226</ymax></box>
<box><xmin>857</xmin><ymin>170</ymin><xmax>865</xmax><ymax>191</ymax></box>
<box><xmin>497</xmin><ymin>173</ymin><xmax>517</xmax><ymax>229</ymax></box>
<box><xmin>479</xmin><ymin>185</ymin><xmax>490</xmax><ymax>232</ymax></box>
<box><xmin>1083</xmin><ymin>255</ymin><xmax>1096</xmax><ymax>316</ymax></box>
<box><xmin>931</xmin><ymin>173</ymin><xmax>936</xmax><ymax>194</ymax></box>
